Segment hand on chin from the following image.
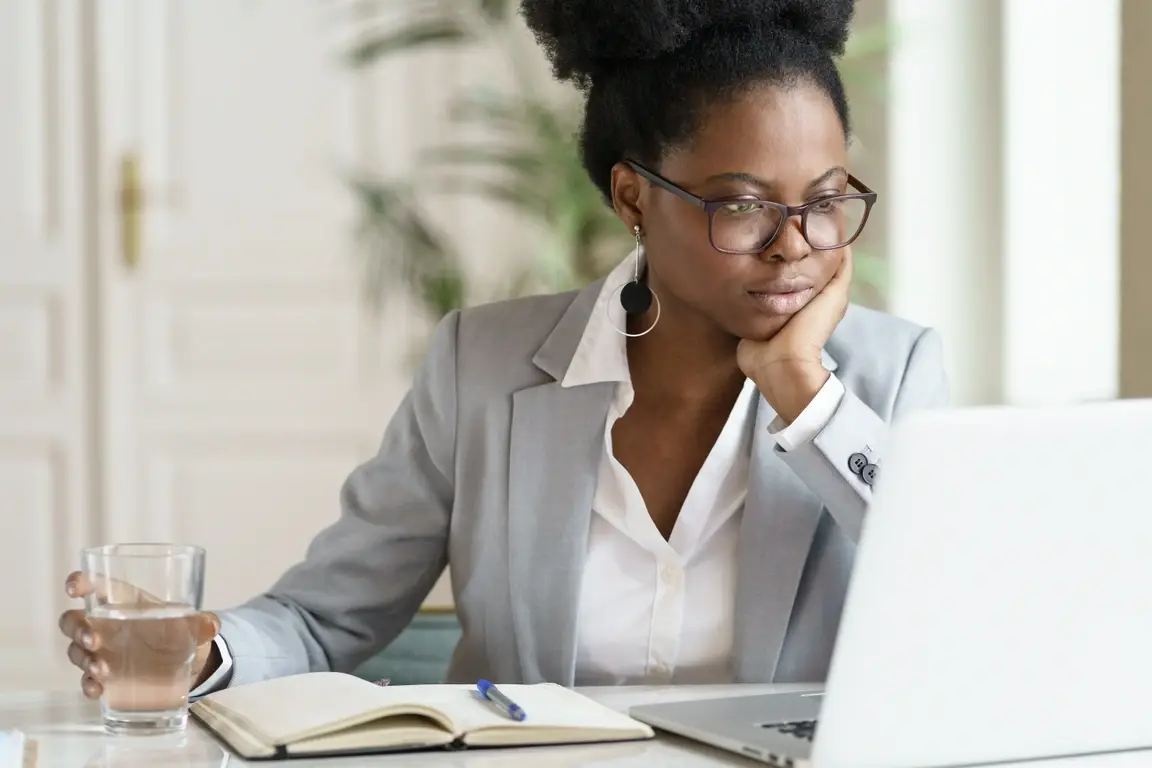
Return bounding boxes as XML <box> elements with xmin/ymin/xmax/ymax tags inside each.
<box><xmin>737</xmin><ymin>247</ymin><xmax>853</xmax><ymax>423</ymax></box>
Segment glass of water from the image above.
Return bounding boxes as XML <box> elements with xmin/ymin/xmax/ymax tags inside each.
<box><xmin>81</xmin><ymin>543</ymin><xmax>206</xmax><ymax>735</ymax></box>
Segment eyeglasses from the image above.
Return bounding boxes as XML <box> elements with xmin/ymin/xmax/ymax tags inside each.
<box><xmin>626</xmin><ymin>160</ymin><xmax>877</xmax><ymax>254</ymax></box>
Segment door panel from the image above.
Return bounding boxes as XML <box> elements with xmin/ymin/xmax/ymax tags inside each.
<box><xmin>0</xmin><ymin>0</ymin><xmax>91</xmax><ymax>690</ymax></box>
<box><xmin>94</xmin><ymin>0</ymin><xmax>418</xmax><ymax>612</ymax></box>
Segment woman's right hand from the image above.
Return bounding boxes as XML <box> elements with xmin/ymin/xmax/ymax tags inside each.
<box><xmin>58</xmin><ymin>571</ymin><xmax>221</xmax><ymax>699</ymax></box>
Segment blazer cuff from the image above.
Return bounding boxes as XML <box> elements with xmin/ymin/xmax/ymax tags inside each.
<box><xmin>214</xmin><ymin>607</ymin><xmax>296</xmax><ymax>688</ymax></box>
<box><xmin>768</xmin><ymin>374</ymin><xmax>846</xmax><ymax>451</ymax></box>
<box><xmin>188</xmin><ymin>635</ymin><xmax>233</xmax><ymax>699</ymax></box>
<box><xmin>213</xmin><ymin>596</ymin><xmax>335</xmax><ymax>688</ymax></box>
<box><xmin>775</xmin><ymin>386</ymin><xmax>887</xmax><ymax>542</ymax></box>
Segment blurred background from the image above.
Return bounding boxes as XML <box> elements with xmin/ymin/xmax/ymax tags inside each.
<box><xmin>0</xmin><ymin>0</ymin><xmax>1144</xmax><ymax>690</ymax></box>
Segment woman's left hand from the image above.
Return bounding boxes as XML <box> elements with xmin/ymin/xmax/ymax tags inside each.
<box><xmin>737</xmin><ymin>246</ymin><xmax>853</xmax><ymax>424</ymax></box>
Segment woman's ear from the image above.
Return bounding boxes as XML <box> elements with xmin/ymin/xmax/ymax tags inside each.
<box><xmin>610</xmin><ymin>162</ymin><xmax>645</xmax><ymax>232</ymax></box>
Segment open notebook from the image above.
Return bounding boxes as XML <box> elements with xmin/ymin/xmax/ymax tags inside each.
<box><xmin>189</xmin><ymin>672</ymin><xmax>654</xmax><ymax>760</ymax></box>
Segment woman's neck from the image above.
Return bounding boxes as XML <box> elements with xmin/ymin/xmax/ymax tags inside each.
<box><xmin>626</xmin><ymin>300</ymin><xmax>745</xmax><ymax>406</ymax></box>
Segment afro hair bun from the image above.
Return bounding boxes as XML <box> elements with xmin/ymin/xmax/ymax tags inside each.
<box><xmin>520</xmin><ymin>0</ymin><xmax>855</xmax><ymax>85</ymax></box>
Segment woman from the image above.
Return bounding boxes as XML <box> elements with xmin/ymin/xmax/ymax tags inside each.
<box><xmin>59</xmin><ymin>0</ymin><xmax>947</xmax><ymax>697</ymax></box>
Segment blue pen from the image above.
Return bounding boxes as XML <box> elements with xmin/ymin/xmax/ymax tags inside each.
<box><xmin>476</xmin><ymin>679</ymin><xmax>527</xmax><ymax>721</ymax></box>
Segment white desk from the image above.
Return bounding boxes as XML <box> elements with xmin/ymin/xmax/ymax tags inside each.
<box><xmin>2</xmin><ymin>685</ymin><xmax>1150</xmax><ymax>767</ymax></box>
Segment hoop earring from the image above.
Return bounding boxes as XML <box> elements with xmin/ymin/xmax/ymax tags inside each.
<box><xmin>609</xmin><ymin>225</ymin><xmax>660</xmax><ymax>337</ymax></box>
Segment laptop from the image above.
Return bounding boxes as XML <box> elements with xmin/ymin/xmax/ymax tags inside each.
<box><xmin>630</xmin><ymin>399</ymin><xmax>1152</xmax><ymax>767</ymax></box>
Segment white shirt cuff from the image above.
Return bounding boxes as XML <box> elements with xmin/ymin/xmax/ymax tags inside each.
<box><xmin>189</xmin><ymin>635</ymin><xmax>233</xmax><ymax>698</ymax></box>
<box><xmin>768</xmin><ymin>373</ymin><xmax>846</xmax><ymax>451</ymax></box>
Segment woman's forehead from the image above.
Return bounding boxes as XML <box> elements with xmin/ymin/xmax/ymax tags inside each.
<box><xmin>665</xmin><ymin>83</ymin><xmax>847</xmax><ymax>186</ymax></box>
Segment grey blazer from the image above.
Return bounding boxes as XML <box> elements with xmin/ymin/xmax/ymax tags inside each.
<box><xmin>217</xmin><ymin>279</ymin><xmax>949</xmax><ymax>687</ymax></box>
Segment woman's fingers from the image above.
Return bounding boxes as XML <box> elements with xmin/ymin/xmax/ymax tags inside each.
<box><xmin>62</xmin><ymin>583</ymin><xmax>105</xmax><ymax>699</ymax></box>
<box><xmin>195</xmin><ymin>612</ymin><xmax>221</xmax><ymax>645</ymax></box>
<box><xmin>66</xmin><ymin>570</ymin><xmax>162</xmax><ymax>604</ymax></box>
<box><xmin>66</xmin><ymin>641</ymin><xmax>91</xmax><ymax>672</ymax></box>
<box><xmin>58</xmin><ymin>609</ymin><xmax>98</xmax><ymax>651</ymax></box>
<box><xmin>68</xmin><ymin>643</ymin><xmax>106</xmax><ymax>679</ymax></box>
<box><xmin>823</xmin><ymin>245</ymin><xmax>854</xmax><ymax>299</ymax></box>
<box><xmin>80</xmin><ymin>672</ymin><xmax>103</xmax><ymax>699</ymax></box>
<box><xmin>65</xmin><ymin>571</ymin><xmax>94</xmax><ymax>599</ymax></box>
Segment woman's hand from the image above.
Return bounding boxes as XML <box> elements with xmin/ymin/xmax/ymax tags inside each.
<box><xmin>58</xmin><ymin>571</ymin><xmax>221</xmax><ymax>699</ymax></box>
<box><xmin>737</xmin><ymin>247</ymin><xmax>853</xmax><ymax>424</ymax></box>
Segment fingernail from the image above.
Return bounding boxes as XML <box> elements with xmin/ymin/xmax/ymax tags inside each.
<box><xmin>66</xmin><ymin>584</ymin><xmax>75</xmax><ymax>597</ymax></box>
<box><xmin>81</xmin><ymin>631</ymin><xmax>94</xmax><ymax>650</ymax></box>
<box><xmin>88</xmin><ymin>660</ymin><xmax>103</xmax><ymax>678</ymax></box>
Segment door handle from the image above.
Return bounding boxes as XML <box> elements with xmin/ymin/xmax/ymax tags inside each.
<box><xmin>119</xmin><ymin>152</ymin><xmax>143</xmax><ymax>270</ymax></box>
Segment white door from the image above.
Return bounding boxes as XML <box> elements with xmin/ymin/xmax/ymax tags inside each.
<box><xmin>0</xmin><ymin>0</ymin><xmax>93</xmax><ymax>689</ymax></box>
<box><xmin>93</xmin><ymin>0</ymin><xmax>419</xmax><ymax>613</ymax></box>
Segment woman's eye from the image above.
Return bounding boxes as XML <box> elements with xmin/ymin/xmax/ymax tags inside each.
<box><xmin>810</xmin><ymin>198</ymin><xmax>840</xmax><ymax>214</ymax></box>
<box><xmin>721</xmin><ymin>202</ymin><xmax>764</xmax><ymax>215</ymax></box>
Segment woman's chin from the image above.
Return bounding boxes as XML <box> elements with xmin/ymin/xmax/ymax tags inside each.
<box><xmin>727</xmin><ymin>312</ymin><xmax>789</xmax><ymax>343</ymax></box>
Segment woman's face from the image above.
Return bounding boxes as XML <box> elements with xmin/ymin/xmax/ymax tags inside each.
<box><xmin>614</xmin><ymin>82</ymin><xmax>850</xmax><ymax>342</ymax></box>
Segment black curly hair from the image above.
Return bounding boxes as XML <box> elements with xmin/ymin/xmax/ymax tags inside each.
<box><xmin>520</xmin><ymin>0</ymin><xmax>855</xmax><ymax>203</ymax></box>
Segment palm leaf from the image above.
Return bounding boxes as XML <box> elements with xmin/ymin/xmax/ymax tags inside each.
<box><xmin>345</xmin><ymin>17</ymin><xmax>473</xmax><ymax>67</ymax></box>
<box><xmin>838</xmin><ymin>22</ymin><xmax>892</xmax><ymax>98</ymax></box>
<box><xmin>841</xmin><ymin>22</ymin><xmax>894</xmax><ymax>63</ymax></box>
<box><xmin>476</xmin><ymin>0</ymin><xmax>512</xmax><ymax>22</ymax></box>
<box><xmin>418</xmin><ymin>270</ymin><xmax>466</xmax><ymax>317</ymax></box>
<box><xmin>421</xmin><ymin>144</ymin><xmax>545</xmax><ymax>176</ymax></box>
<box><xmin>424</xmin><ymin>174</ymin><xmax>550</xmax><ymax>217</ymax></box>
<box><xmin>447</xmin><ymin>88</ymin><xmax>529</xmax><ymax>131</ymax></box>
<box><xmin>849</xmin><ymin>248</ymin><xmax>888</xmax><ymax>307</ymax></box>
<box><xmin>347</xmin><ymin>175</ymin><xmax>462</xmax><ymax>314</ymax></box>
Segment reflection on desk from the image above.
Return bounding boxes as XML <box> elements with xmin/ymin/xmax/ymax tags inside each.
<box><xmin>3</xmin><ymin>685</ymin><xmax>1152</xmax><ymax>767</ymax></box>
<box><xmin>0</xmin><ymin>685</ymin><xmax>790</xmax><ymax>767</ymax></box>
<box><xmin>82</xmin><ymin>732</ymin><xmax>228</xmax><ymax>768</ymax></box>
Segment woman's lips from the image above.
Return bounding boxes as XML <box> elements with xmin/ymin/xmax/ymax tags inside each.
<box><xmin>748</xmin><ymin>287</ymin><xmax>815</xmax><ymax>315</ymax></box>
<box><xmin>746</xmin><ymin>277</ymin><xmax>816</xmax><ymax>315</ymax></box>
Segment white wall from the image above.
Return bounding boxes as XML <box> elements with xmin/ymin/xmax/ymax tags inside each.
<box><xmin>886</xmin><ymin>0</ymin><xmax>1004</xmax><ymax>406</ymax></box>
<box><xmin>887</xmin><ymin>0</ymin><xmax>1121</xmax><ymax>406</ymax></box>
<box><xmin>1000</xmin><ymin>1</ymin><xmax>1119</xmax><ymax>405</ymax></box>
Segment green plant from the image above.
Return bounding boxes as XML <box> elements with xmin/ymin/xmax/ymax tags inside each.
<box><xmin>342</xmin><ymin>0</ymin><xmax>891</xmax><ymax>325</ymax></box>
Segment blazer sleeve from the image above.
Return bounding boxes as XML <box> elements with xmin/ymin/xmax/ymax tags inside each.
<box><xmin>213</xmin><ymin>309</ymin><xmax>460</xmax><ymax>687</ymax></box>
<box><xmin>775</xmin><ymin>327</ymin><xmax>949</xmax><ymax>543</ymax></box>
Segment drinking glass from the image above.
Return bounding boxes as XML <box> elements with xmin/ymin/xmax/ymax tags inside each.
<box><xmin>81</xmin><ymin>543</ymin><xmax>206</xmax><ymax>735</ymax></box>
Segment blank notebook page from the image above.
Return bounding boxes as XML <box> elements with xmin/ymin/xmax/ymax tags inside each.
<box><xmin>201</xmin><ymin>673</ymin><xmax>450</xmax><ymax>743</ymax></box>
<box><xmin>442</xmin><ymin>684</ymin><xmax>647</xmax><ymax>733</ymax></box>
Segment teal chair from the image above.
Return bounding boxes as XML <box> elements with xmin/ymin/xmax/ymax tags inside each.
<box><xmin>353</xmin><ymin>611</ymin><xmax>462</xmax><ymax>685</ymax></box>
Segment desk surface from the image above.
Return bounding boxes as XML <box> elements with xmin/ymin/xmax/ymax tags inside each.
<box><xmin>2</xmin><ymin>685</ymin><xmax>1150</xmax><ymax>767</ymax></box>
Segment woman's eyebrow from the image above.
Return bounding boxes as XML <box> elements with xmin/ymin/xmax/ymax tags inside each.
<box><xmin>704</xmin><ymin>171</ymin><xmax>771</xmax><ymax>189</ymax></box>
<box><xmin>809</xmin><ymin>166</ymin><xmax>848</xmax><ymax>188</ymax></box>
<box><xmin>702</xmin><ymin>166</ymin><xmax>848</xmax><ymax>191</ymax></box>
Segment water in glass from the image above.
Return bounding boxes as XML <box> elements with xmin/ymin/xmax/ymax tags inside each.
<box><xmin>82</xmin><ymin>542</ymin><xmax>205</xmax><ymax>735</ymax></box>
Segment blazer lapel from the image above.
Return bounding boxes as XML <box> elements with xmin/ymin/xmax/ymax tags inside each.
<box><xmin>506</xmin><ymin>279</ymin><xmax>613</xmax><ymax>685</ymax></box>
<box><xmin>508</xmin><ymin>380</ymin><xmax>614</xmax><ymax>684</ymax></box>
<box><xmin>733</xmin><ymin>356</ymin><xmax>837</xmax><ymax>683</ymax></box>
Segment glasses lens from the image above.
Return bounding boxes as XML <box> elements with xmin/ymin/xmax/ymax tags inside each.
<box><xmin>710</xmin><ymin>203</ymin><xmax>784</xmax><ymax>253</ymax></box>
<box><xmin>805</xmin><ymin>196</ymin><xmax>868</xmax><ymax>249</ymax></box>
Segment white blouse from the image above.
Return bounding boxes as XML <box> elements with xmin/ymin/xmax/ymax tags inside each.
<box><xmin>563</xmin><ymin>254</ymin><xmax>845</xmax><ymax>685</ymax></box>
